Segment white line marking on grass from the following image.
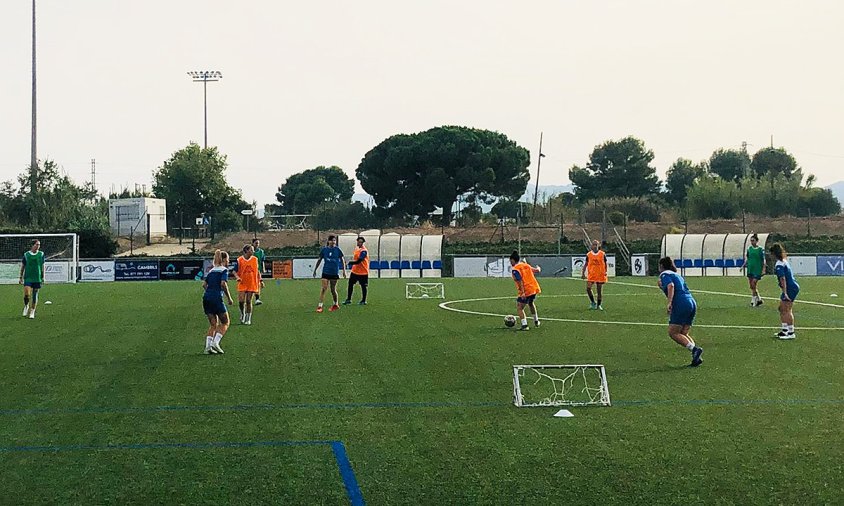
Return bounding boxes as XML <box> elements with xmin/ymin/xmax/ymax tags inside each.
<box><xmin>438</xmin><ymin>294</ymin><xmax>844</xmax><ymax>331</ymax></box>
<box><xmin>593</xmin><ymin>278</ymin><xmax>844</xmax><ymax>309</ymax></box>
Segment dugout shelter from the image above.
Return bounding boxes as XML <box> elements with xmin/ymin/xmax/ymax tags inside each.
<box><xmin>660</xmin><ymin>233</ymin><xmax>769</xmax><ymax>277</ymax></box>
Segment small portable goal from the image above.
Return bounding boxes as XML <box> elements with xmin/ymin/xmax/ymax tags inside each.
<box><xmin>513</xmin><ymin>364</ymin><xmax>611</xmax><ymax>407</ymax></box>
<box><xmin>405</xmin><ymin>282</ymin><xmax>445</xmax><ymax>299</ymax></box>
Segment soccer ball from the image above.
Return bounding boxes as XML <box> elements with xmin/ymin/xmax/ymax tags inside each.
<box><xmin>422</xmin><ymin>294</ymin><xmax>429</xmax><ymax>299</ymax></box>
<box><xmin>504</xmin><ymin>315</ymin><xmax>517</xmax><ymax>327</ymax></box>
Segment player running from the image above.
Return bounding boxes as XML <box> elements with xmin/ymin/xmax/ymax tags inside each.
<box><xmin>202</xmin><ymin>249</ymin><xmax>234</xmax><ymax>354</ymax></box>
<box><xmin>252</xmin><ymin>238</ymin><xmax>266</xmax><ymax>306</ymax></box>
<box><xmin>19</xmin><ymin>239</ymin><xmax>44</xmax><ymax>319</ymax></box>
<box><xmin>313</xmin><ymin>235</ymin><xmax>346</xmax><ymax>313</ymax></box>
<box><xmin>582</xmin><ymin>240</ymin><xmax>608</xmax><ymax>310</ymax></box>
<box><xmin>771</xmin><ymin>243</ymin><xmax>800</xmax><ymax>340</ymax></box>
<box><xmin>233</xmin><ymin>244</ymin><xmax>261</xmax><ymax>325</ymax></box>
<box><xmin>744</xmin><ymin>233</ymin><xmax>766</xmax><ymax>307</ymax></box>
<box><xmin>343</xmin><ymin>236</ymin><xmax>369</xmax><ymax>306</ymax></box>
<box><xmin>509</xmin><ymin>250</ymin><xmax>541</xmax><ymax>331</ymax></box>
<box><xmin>658</xmin><ymin>257</ymin><xmax>704</xmax><ymax>367</ymax></box>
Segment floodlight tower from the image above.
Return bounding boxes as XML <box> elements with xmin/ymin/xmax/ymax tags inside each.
<box><xmin>186</xmin><ymin>70</ymin><xmax>223</xmax><ymax>148</ymax></box>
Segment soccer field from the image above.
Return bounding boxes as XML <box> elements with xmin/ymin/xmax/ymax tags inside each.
<box><xmin>1</xmin><ymin>276</ymin><xmax>843</xmax><ymax>504</ymax></box>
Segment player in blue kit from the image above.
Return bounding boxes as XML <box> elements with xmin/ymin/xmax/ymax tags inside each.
<box><xmin>771</xmin><ymin>243</ymin><xmax>800</xmax><ymax>340</ymax></box>
<box><xmin>202</xmin><ymin>249</ymin><xmax>234</xmax><ymax>354</ymax></box>
<box><xmin>658</xmin><ymin>257</ymin><xmax>704</xmax><ymax>367</ymax></box>
<box><xmin>312</xmin><ymin>235</ymin><xmax>346</xmax><ymax>313</ymax></box>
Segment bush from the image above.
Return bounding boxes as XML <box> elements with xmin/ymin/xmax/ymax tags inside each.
<box><xmin>312</xmin><ymin>202</ymin><xmax>375</xmax><ymax>230</ymax></box>
<box><xmin>581</xmin><ymin>198</ymin><xmax>661</xmax><ymax>223</ymax></box>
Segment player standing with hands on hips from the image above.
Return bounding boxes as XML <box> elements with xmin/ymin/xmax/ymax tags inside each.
<box><xmin>313</xmin><ymin>235</ymin><xmax>346</xmax><ymax>312</ymax></box>
<box><xmin>582</xmin><ymin>240</ymin><xmax>608</xmax><ymax>310</ymax></box>
<box><xmin>509</xmin><ymin>250</ymin><xmax>541</xmax><ymax>331</ymax></box>
<box><xmin>658</xmin><ymin>257</ymin><xmax>703</xmax><ymax>367</ymax></box>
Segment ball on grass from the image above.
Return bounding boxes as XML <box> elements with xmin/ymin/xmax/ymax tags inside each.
<box><xmin>504</xmin><ymin>315</ymin><xmax>517</xmax><ymax>327</ymax></box>
<box><xmin>421</xmin><ymin>294</ymin><xmax>429</xmax><ymax>298</ymax></box>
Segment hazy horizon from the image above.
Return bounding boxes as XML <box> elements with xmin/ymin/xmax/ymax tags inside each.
<box><xmin>2</xmin><ymin>0</ymin><xmax>843</xmax><ymax>206</ymax></box>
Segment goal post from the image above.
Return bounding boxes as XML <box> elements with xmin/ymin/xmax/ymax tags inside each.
<box><xmin>513</xmin><ymin>364</ymin><xmax>611</xmax><ymax>407</ymax></box>
<box><xmin>405</xmin><ymin>282</ymin><xmax>445</xmax><ymax>299</ymax></box>
<box><xmin>0</xmin><ymin>233</ymin><xmax>79</xmax><ymax>284</ymax></box>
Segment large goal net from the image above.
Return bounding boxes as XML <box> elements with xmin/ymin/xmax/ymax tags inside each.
<box><xmin>0</xmin><ymin>233</ymin><xmax>79</xmax><ymax>284</ymax></box>
<box><xmin>405</xmin><ymin>282</ymin><xmax>445</xmax><ymax>299</ymax></box>
<box><xmin>513</xmin><ymin>365</ymin><xmax>611</xmax><ymax>407</ymax></box>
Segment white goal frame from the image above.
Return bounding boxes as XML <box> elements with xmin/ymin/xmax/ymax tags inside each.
<box><xmin>513</xmin><ymin>364</ymin><xmax>611</xmax><ymax>407</ymax></box>
<box><xmin>0</xmin><ymin>233</ymin><xmax>79</xmax><ymax>284</ymax></box>
<box><xmin>405</xmin><ymin>282</ymin><xmax>445</xmax><ymax>299</ymax></box>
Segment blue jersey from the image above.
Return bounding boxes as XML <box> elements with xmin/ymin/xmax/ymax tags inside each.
<box><xmin>659</xmin><ymin>271</ymin><xmax>695</xmax><ymax>306</ymax></box>
<box><xmin>203</xmin><ymin>266</ymin><xmax>229</xmax><ymax>300</ymax></box>
<box><xmin>319</xmin><ymin>246</ymin><xmax>344</xmax><ymax>276</ymax></box>
<box><xmin>775</xmin><ymin>260</ymin><xmax>800</xmax><ymax>296</ymax></box>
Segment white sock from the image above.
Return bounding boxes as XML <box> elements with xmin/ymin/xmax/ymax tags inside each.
<box><xmin>781</xmin><ymin>323</ymin><xmax>788</xmax><ymax>331</ymax></box>
<box><xmin>214</xmin><ymin>332</ymin><xmax>223</xmax><ymax>345</ymax></box>
<box><xmin>205</xmin><ymin>336</ymin><xmax>213</xmax><ymax>347</ymax></box>
<box><xmin>246</xmin><ymin>312</ymin><xmax>252</xmax><ymax>323</ymax></box>
<box><xmin>787</xmin><ymin>325</ymin><xmax>794</xmax><ymax>333</ymax></box>
<box><xmin>521</xmin><ymin>318</ymin><xmax>528</xmax><ymax>327</ymax></box>
<box><xmin>686</xmin><ymin>342</ymin><xmax>695</xmax><ymax>350</ymax></box>
<box><xmin>532</xmin><ymin>313</ymin><xmax>539</xmax><ymax>323</ymax></box>
<box><xmin>318</xmin><ymin>302</ymin><xmax>324</xmax><ymax>308</ymax></box>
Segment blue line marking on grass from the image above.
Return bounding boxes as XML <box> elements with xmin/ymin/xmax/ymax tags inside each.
<box><xmin>0</xmin><ymin>400</ymin><xmax>503</xmax><ymax>417</ymax></box>
<box><xmin>0</xmin><ymin>439</ymin><xmax>365</xmax><ymax>506</ymax></box>
<box><xmin>331</xmin><ymin>441</ymin><xmax>366</xmax><ymax>506</ymax></box>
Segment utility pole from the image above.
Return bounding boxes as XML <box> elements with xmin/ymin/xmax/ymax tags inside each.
<box><xmin>531</xmin><ymin>132</ymin><xmax>545</xmax><ymax>221</ymax></box>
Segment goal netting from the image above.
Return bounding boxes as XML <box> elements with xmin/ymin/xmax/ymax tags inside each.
<box><xmin>0</xmin><ymin>233</ymin><xmax>79</xmax><ymax>284</ymax></box>
<box><xmin>513</xmin><ymin>365</ymin><xmax>611</xmax><ymax>407</ymax></box>
<box><xmin>406</xmin><ymin>282</ymin><xmax>445</xmax><ymax>299</ymax></box>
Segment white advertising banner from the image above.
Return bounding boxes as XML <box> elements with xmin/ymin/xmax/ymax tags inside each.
<box><xmin>44</xmin><ymin>261</ymin><xmax>71</xmax><ymax>283</ymax></box>
<box><xmin>631</xmin><ymin>255</ymin><xmax>648</xmax><ymax>276</ymax></box>
<box><xmin>789</xmin><ymin>256</ymin><xmax>817</xmax><ymax>276</ymax></box>
<box><xmin>0</xmin><ymin>263</ymin><xmax>19</xmax><ymax>284</ymax></box>
<box><xmin>80</xmin><ymin>260</ymin><xmax>116</xmax><ymax>282</ymax></box>
<box><xmin>571</xmin><ymin>256</ymin><xmax>586</xmax><ymax>277</ymax></box>
<box><xmin>292</xmin><ymin>258</ymin><xmax>319</xmax><ymax>279</ymax></box>
<box><xmin>454</xmin><ymin>257</ymin><xmax>488</xmax><ymax>278</ymax></box>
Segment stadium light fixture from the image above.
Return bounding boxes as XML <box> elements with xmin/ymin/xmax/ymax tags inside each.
<box><xmin>186</xmin><ymin>70</ymin><xmax>223</xmax><ymax>148</ymax></box>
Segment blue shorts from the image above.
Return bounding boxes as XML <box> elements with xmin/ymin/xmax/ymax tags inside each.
<box><xmin>669</xmin><ymin>300</ymin><xmax>697</xmax><ymax>326</ymax></box>
<box><xmin>781</xmin><ymin>288</ymin><xmax>799</xmax><ymax>302</ymax></box>
<box><xmin>517</xmin><ymin>294</ymin><xmax>537</xmax><ymax>305</ymax></box>
<box><xmin>24</xmin><ymin>282</ymin><xmax>42</xmax><ymax>289</ymax></box>
<box><xmin>203</xmin><ymin>298</ymin><xmax>227</xmax><ymax>315</ymax></box>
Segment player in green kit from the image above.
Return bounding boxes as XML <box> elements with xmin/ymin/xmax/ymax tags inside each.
<box><xmin>252</xmin><ymin>238</ymin><xmax>266</xmax><ymax>305</ymax></box>
<box><xmin>744</xmin><ymin>233</ymin><xmax>765</xmax><ymax>307</ymax></box>
<box><xmin>19</xmin><ymin>239</ymin><xmax>45</xmax><ymax>319</ymax></box>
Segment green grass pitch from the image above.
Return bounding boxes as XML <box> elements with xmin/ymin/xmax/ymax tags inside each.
<box><xmin>1</xmin><ymin>276</ymin><xmax>843</xmax><ymax>504</ymax></box>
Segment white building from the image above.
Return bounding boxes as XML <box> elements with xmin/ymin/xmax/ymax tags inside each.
<box><xmin>108</xmin><ymin>197</ymin><xmax>167</xmax><ymax>237</ymax></box>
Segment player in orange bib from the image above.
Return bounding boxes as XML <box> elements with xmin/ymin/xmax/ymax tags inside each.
<box><xmin>343</xmin><ymin>236</ymin><xmax>370</xmax><ymax>306</ymax></box>
<box><xmin>509</xmin><ymin>250</ymin><xmax>541</xmax><ymax>331</ymax></box>
<box><xmin>581</xmin><ymin>240</ymin><xmax>608</xmax><ymax>310</ymax></box>
<box><xmin>233</xmin><ymin>244</ymin><xmax>262</xmax><ymax>325</ymax></box>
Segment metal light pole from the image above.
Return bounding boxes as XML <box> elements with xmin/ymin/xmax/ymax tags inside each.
<box><xmin>30</xmin><ymin>0</ymin><xmax>38</xmax><ymax>222</ymax></box>
<box><xmin>187</xmin><ymin>70</ymin><xmax>222</xmax><ymax>148</ymax></box>
<box><xmin>531</xmin><ymin>132</ymin><xmax>546</xmax><ymax>221</ymax></box>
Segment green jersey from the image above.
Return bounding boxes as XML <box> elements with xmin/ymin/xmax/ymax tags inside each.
<box><xmin>22</xmin><ymin>250</ymin><xmax>45</xmax><ymax>283</ymax></box>
<box><xmin>745</xmin><ymin>245</ymin><xmax>765</xmax><ymax>276</ymax></box>
<box><xmin>254</xmin><ymin>248</ymin><xmax>266</xmax><ymax>272</ymax></box>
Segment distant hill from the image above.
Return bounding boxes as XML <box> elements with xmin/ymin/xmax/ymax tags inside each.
<box><xmin>826</xmin><ymin>181</ymin><xmax>844</xmax><ymax>205</ymax></box>
<box><xmin>353</xmin><ymin>185</ymin><xmax>574</xmax><ymax>213</ymax></box>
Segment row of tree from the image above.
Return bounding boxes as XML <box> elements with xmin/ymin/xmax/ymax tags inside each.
<box><xmin>2</xmin><ymin>128</ymin><xmax>839</xmax><ymax>248</ymax></box>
